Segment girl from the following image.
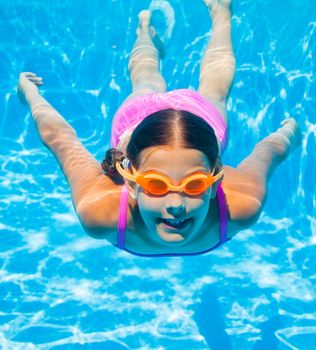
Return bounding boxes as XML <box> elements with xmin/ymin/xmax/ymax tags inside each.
<box><xmin>17</xmin><ymin>0</ymin><xmax>301</xmax><ymax>257</ymax></box>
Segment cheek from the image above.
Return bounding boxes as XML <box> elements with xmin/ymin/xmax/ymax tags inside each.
<box><xmin>190</xmin><ymin>190</ymin><xmax>211</xmax><ymax>207</ymax></box>
<box><xmin>190</xmin><ymin>200</ymin><xmax>208</xmax><ymax>213</ymax></box>
<box><xmin>137</xmin><ymin>193</ymin><xmax>164</xmax><ymax>215</ymax></box>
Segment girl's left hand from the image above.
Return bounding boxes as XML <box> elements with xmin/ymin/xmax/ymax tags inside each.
<box><xmin>17</xmin><ymin>72</ymin><xmax>43</xmax><ymax>105</ymax></box>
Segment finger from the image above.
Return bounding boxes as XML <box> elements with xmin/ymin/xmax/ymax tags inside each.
<box><xmin>29</xmin><ymin>76</ymin><xmax>43</xmax><ymax>82</ymax></box>
<box><xmin>280</xmin><ymin>118</ymin><xmax>293</xmax><ymax>126</ymax></box>
<box><xmin>22</xmin><ymin>72</ymin><xmax>37</xmax><ymax>78</ymax></box>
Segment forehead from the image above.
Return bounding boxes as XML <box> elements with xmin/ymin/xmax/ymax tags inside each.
<box><xmin>138</xmin><ymin>147</ymin><xmax>211</xmax><ymax>177</ymax></box>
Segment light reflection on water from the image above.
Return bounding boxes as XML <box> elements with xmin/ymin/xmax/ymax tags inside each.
<box><xmin>0</xmin><ymin>0</ymin><xmax>315</xmax><ymax>349</ymax></box>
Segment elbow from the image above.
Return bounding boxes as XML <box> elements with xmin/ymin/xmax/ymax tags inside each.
<box><xmin>266</xmin><ymin>134</ymin><xmax>291</xmax><ymax>161</ymax></box>
<box><xmin>37</xmin><ymin>120</ymin><xmax>76</xmax><ymax>145</ymax></box>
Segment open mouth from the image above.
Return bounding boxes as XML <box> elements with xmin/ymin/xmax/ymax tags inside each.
<box><xmin>158</xmin><ymin>218</ymin><xmax>192</xmax><ymax>231</ymax></box>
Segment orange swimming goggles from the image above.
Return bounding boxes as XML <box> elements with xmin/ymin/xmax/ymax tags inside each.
<box><xmin>115</xmin><ymin>161</ymin><xmax>223</xmax><ymax>196</ymax></box>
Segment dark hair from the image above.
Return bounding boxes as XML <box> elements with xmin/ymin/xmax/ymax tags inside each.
<box><xmin>102</xmin><ymin>109</ymin><xmax>222</xmax><ymax>183</ymax></box>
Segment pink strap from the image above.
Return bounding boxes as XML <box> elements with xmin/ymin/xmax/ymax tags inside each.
<box><xmin>117</xmin><ymin>185</ymin><xmax>129</xmax><ymax>249</ymax></box>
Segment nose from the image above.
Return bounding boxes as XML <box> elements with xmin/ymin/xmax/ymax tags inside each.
<box><xmin>165</xmin><ymin>192</ymin><xmax>186</xmax><ymax>216</ymax></box>
<box><xmin>167</xmin><ymin>206</ymin><xmax>185</xmax><ymax>217</ymax></box>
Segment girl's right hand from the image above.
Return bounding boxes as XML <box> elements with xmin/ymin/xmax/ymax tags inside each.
<box><xmin>17</xmin><ymin>72</ymin><xmax>43</xmax><ymax>105</ymax></box>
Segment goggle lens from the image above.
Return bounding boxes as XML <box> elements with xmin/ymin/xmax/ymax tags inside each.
<box><xmin>145</xmin><ymin>178</ymin><xmax>207</xmax><ymax>196</ymax></box>
<box><xmin>115</xmin><ymin>162</ymin><xmax>222</xmax><ymax>197</ymax></box>
<box><xmin>146</xmin><ymin>179</ymin><xmax>168</xmax><ymax>195</ymax></box>
<box><xmin>184</xmin><ymin>179</ymin><xmax>207</xmax><ymax>195</ymax></box>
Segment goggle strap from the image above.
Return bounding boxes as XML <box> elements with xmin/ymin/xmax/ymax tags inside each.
<box><xmin>211</xmin><ymin>169</ymin><xmax>224</xmax><ymax>184</ymax></box>
<box><xmin>115</xmin><ymin>162</ymin><xmax>136</xmax><ymax>182</ymax></box>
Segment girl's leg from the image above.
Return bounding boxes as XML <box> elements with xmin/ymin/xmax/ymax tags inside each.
<box><xmin>198</xmin><ymin>0</ymin><xmax>236</xmax><ymax>125</ymax></box>
<box><xmin>124</xmin><ymin>10</ymin><xmax>166</xmax><ymax>103</ymax></box>
<box><xmin>115</xmin><ymin>10</ymin><xmax>166</xmax><ymax>154</ymax></box>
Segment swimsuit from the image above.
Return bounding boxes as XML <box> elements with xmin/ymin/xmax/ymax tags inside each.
<box><xmin>111</xmin><ymin>89</ymin><xmax>230</xmax><ymax>256</ymax></box>
<box><xmin>111</xmin><ymin>89</ymin><xmax>228</xmax><ymax>153</ymax></box>
<box><xmin>114</xmin><ymin>182</ymin><xmax>230</xmax><ymax>257</ymax></box>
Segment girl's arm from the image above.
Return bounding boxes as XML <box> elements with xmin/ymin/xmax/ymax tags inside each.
<box><xmin>17</xmin><ymin>72</ymin><xmax>116</xmax><ymax>221</ymax></box>
<box><xmin>233</xmin><ymin>118</ymin><xmax>302</xmax><ymax>225</ymax></box>
<box><xmin>18</xmin><ymin>72</ymin><xmax>76</xmax><ymax>138</ymax></box>
<box><xmin>238</xmin><ymin>118</ymin><xmax>302</xmax><ymax>182</ymax></box>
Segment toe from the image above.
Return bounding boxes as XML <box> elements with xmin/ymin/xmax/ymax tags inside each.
<box><xmin>138</xmin><ymin>10</ymin><xmax>151</xmax><ymax>24</ymax></box>
<box><xmin>149</xmin><ymin>26</ymin><xmax>157</xmax><ymax>37</ymax></box>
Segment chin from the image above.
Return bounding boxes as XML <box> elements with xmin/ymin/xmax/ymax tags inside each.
<box><xmin>155</xmin><ymin>220</ymin><xmax>198</xmax><ymax>245</ymax></box>
<box><xmin>159</xmin><ymin>232</ymin><xmax>185</xmax><ymax>244</ymax></box>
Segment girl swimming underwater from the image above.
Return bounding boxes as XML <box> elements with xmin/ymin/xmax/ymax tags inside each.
<box><xmin>17</xmin><ymin>0</ymin><xmax>301</xmax><ymax>257</ymax></box>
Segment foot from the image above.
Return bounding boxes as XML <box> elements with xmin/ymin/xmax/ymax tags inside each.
<box><xmin>149</xmin><ymin>26</ymin><xmax>165</xmax><ymax>58</ymax></box>
<box><xmin>137</xmin><ymin>10</ymin><xmax>151</xmax><ymax>36</ymax></box>
<box><xmin>203</xmin><ymin>0</ymin><xmax>232</xmax><ymax>10</ymax></box>
<box><xmin>137</xmin><ymin>10</ymin><xmax>165</xmax><ymax>58</ymax></box>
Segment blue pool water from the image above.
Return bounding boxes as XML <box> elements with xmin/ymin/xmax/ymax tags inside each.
<box><xmin>1</xmin><ymin>0</ymin><xmax>315</xmax><ymax>349</ymax></box>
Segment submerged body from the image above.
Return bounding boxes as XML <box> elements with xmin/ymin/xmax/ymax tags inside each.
<box><xmin>17</xmin><ymin>0</ymin><xmax>302</xmax><ymax>257</ymax></box>
<box><xmin>103</xmin><ymin>88</ymin><xmax>240</xmax><ymax>256</ymax></box>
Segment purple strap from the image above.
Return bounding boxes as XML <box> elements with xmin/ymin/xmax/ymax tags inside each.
<box><xmin>216</xmin><ymin>182</ymin><xmax>229</xmax><ymax>244</ymax></box>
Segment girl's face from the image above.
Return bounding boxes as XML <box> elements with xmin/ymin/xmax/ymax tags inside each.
<box><xmin>126</xmin><ymin>146</ymin><xmax>219</xmax><ymax>246</ymax></box>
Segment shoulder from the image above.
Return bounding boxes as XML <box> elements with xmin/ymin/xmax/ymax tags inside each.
<box><xmin>77</xmin><ymin>181</ymin><xmax>137</xmax><ymax>241</ymax></box>
<box><xmin>76</xmin><ymin>178</ymin><xmax>121</xmax><ymax>228</ymax></box>
<box><xmin>221</xmin><ymin>165</ymin><xmax>265</xmax><ymax>232</ymax></box>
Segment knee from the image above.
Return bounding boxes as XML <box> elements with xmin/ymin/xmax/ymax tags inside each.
<box><xmin>201</xmin><ymin>53</ymin><xmax>236</xmax><ymax>76</ymax></box>
<box><xmin>198</xmin><ymin>82</ymin><xmax>227</xmax><ymax>104</ymax></box>
<box><xmin>128</xmin><ymin>49</ymin><xmax>159</xmax><ymax>72</ymax></box>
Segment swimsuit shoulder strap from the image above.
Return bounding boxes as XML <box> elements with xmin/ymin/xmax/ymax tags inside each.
<box><xmin>216</xmin><ymin>182</ymin><xmax>229</xmax><ymax>243</ymax></box>
<box><xmin>117</xmin><ymin>184</ymin><xmax>129</xmax><ymax>249</ymax></box>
